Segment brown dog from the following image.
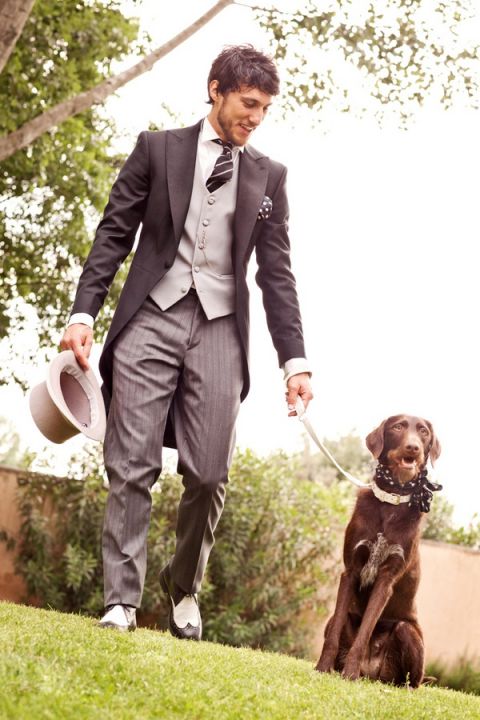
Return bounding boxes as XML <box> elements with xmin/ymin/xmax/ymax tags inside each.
<box><xmin>316</xmin><ymin>414</ymin><xmax>441</xmax><ymax>687</ymax></box>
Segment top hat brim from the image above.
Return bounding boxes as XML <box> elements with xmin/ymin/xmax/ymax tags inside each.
<box><xmin>30</xmin><ymin>350</ymin><xmax>106</xmax><ymax>444</ymax></box>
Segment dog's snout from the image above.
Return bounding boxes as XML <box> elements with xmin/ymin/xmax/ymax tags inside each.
<box><xmin>405</xmin><ymin>440</ymin><xmax>420</xmax><ymax>455</ymax></box>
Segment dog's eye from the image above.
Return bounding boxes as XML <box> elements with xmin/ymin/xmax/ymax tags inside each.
<box><xmin>419</xmin><ymin>426</ymin><xmax>429</xmax><ymax>435</ymax></box>
<box><xmin>392</xmin><ymin>423</ymin><xmax>403</xmax><ymax>431</ymax></box>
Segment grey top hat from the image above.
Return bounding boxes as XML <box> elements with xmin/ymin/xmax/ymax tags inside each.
<box><xmin>29</xmin><ymin>350</ymin><xmax>107</xmax><ymax>443</ymax></box>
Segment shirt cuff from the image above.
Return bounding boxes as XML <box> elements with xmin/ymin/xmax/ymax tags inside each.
<box><xmin>69</xmin><ymin>312</ymin><xmax>94</xmax><ymax>328</ymax></box>
<box><xmin>282</xmin><ymin>357</ymin><xmax>311</xmax><ymax>384</ymax></box>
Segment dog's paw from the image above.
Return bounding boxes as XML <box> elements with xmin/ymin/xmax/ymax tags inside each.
<box><xmin>315</xmin><ymin>657</ymin><xmax>335</xmax><ymax>673</ymax></box>
<box><xmin>342</xmin><ymin>661</ymin><xmax>361</xmax><ymax>681</ymax></box>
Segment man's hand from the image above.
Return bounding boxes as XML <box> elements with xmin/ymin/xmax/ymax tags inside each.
<box><xmin>60</xmin><ymin>324</ymin><xmax>93</xmax><ymax>371</ymax></box>
<box><xmin>286</xmin><ymin>372</ymin><xmax>313</xmax><ymax>417</ymax></box>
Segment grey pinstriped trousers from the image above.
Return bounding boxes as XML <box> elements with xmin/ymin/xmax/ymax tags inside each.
<box><xmin>102</xmin><ymin>291</ymin><xmax>243</xmax><ymax>608</ymax></box>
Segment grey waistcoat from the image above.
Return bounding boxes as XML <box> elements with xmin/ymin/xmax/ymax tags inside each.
<box><xmin>149</xmin><ymin>151</ymin><xmax>239</xmax><ymax>320</ymax></box>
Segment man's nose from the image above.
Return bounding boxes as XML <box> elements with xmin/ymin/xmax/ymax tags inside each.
<box><xmin>248</xmin><ymin>108</ymin><xmax>263</xmax><ymax>127</ymax></box>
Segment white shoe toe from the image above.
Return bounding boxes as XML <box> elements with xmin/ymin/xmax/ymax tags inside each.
<box><xmin>98</xmin><ymin>604</ymin><xmax>136</xmax><ymax>631</ymax></box>
<box><xmin>172</xmin><ymin>596</ymin><xmax>200</xmax><ymax>629</ymax></box>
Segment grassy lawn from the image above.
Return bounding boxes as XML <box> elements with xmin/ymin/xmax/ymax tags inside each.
<box><xmin>0</xmin><ymin>602</ymin><xmax>479</xmax><ymax>719</ymax></box>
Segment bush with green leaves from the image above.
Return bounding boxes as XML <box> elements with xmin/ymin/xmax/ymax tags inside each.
<box><xmin>2</xmin><ymin>447</ymin><xmax>349</xmax><ymax>657</ymax></box>
<box><xmin>426</xmin><ymin>657</ymin><xmax>480</xmax><ymax>696</ymax></box>
<box><xmin>423</xmin><ymin>495</ymin><xmax>480</xmax><ymax>550</ymax></box>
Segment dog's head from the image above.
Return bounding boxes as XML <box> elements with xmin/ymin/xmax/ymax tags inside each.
<box><xmin>366</xmin><ymin>414</ymin><xmax>441</xmax><ymax>485</ymax></box>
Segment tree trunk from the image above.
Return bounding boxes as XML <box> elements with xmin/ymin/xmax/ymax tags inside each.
<box><xmin>0</xmin><ymin>0</ymin><xmax>36</xmax><ymax>75</ymax></box>
<box><xmin>0</xmin><ymin>0</ymin><xmax>233</xmax><ymax>162</ymax></box>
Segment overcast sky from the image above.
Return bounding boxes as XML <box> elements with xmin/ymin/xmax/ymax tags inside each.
<box><xmin>3</xmin><ymin>1</ymin><xmax>480</xmax><ymax>526</ymax></box>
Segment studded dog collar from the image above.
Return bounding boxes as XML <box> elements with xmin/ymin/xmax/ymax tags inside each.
<box><xmin>370</xmin><ymin>480</ymin><xmax>411</xmax><ymax>505</ymax></box>
<box><xmin>373</xmin><ymin>464</ymin><xmax>442</xmax><ymax>512</ymax></box>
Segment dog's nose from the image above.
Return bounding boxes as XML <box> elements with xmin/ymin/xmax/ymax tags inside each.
<box><xmin>405</xmin><ymin>441</ymin><xmax>420</xmax><ymax>454</ymax></box>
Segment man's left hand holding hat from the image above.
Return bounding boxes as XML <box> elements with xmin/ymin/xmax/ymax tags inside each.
<box><xmin>60</xmin><ymin>321</ymin><xmax>93</xmax><ymax>371</ymax></box>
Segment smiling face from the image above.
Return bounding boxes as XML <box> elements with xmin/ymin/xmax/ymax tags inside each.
<box><xmin>366</xmin><ymin>414</ymin><xmax>440</xmax><ymax>486</ymax></box>
<box><xmin>382</xmin><ymin>416</ymin><xmax>432</xmax><ymax>484</ymax></box>
<box><xmin>207</xmin><ymin>82</ymin><xmax>273</xmax><ymax>146</ymax></box>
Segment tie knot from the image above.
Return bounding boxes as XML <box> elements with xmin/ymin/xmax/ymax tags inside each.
<box><xmin>206</xmin><ymin>139</ymin><xmax>234</xmax><ymax>193</ymax></box>
<box><xmin>212</xmin><ymin>138</ymin><xmax>233</xmax><ymax>153</ymax></box>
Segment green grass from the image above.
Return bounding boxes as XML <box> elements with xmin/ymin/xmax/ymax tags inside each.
<box><xmin>1</xmin><ymin>602</ymin><xmax>479</xmax><ymax>719</ymax></box>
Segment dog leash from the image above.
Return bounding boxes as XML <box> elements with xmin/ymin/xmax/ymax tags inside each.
<box><xmin>294</xmin><ymin>397</ymin><xmax>371</xmax><ymax>489</ymax></box>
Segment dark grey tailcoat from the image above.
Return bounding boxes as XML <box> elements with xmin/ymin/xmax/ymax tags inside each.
<box><xmin>71</xmin><ymin>120</ymin><xmax>306</xmax><ymax>443</ymax></box>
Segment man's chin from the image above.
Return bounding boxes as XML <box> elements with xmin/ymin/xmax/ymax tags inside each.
<box><xmin>232</xmin><ymin>127</ymin><xmax>253</xmax><ymax>146</ymax></box>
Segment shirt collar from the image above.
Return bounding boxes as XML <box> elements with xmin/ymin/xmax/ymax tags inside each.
<box><xmin>201</xmin><ymin>116</ymin><xmax>245</xmax><ymax>153</ymax></box>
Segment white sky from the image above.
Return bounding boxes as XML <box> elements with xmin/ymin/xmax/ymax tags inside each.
<box><xmin>2</xmin><ymin>1</ymin><xmax>480</xmax><ymax>526</ymax></box>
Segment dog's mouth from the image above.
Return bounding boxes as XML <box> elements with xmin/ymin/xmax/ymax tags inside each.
<box><xmin>399</xmin><ymin>455</ymin><xmax>417</xmax><ymax>469</ymax></box>
<box><xmin>386</xmin><ymin>449</ymin><xmax>423</xmax><ymax>483</ymax></box>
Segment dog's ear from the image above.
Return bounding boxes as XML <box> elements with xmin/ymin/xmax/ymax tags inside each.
<box><xmin>425</xmin><ymin>421</ymin><xmax>441</xmax><ymax>466</ymax></box>
<box><xmin>365</xmin><ymin>420</ymin><xmax>387</xmax><ymax>459</ymax></box>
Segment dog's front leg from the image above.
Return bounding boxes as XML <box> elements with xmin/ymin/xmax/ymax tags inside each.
<box><xmin>316</xmin><ymin>570</ymin><xmax>355</xmax><ymax>673</ymax></box>
<box><xmin>342</xmin><ymin>562</ymin><xmax>401</xmax><ymax>680</ymax></box>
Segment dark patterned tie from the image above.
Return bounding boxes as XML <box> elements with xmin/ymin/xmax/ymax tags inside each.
<box><xmin>206</xmin><ymin>139</ymin><xmax>234</xmax><ymax>193</ymax></box>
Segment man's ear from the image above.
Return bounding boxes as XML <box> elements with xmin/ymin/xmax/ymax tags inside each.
<box><xmin>208</xmin><ymin>79</ymin><xmax>220</xmax><ymax>103</ymax></box>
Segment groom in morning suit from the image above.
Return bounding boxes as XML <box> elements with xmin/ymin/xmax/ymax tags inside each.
<box><xmin>61</xmin><ymin>45</ymin><xmax>313</xmax><ymax>639</ymax></box>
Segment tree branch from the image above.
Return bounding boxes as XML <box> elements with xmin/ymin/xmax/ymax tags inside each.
<box><xmin>0</xmin><ymin>0</ymin><xmax>36</xmax><ymax>75</ymax></box>
<box><xmin>0</xmin><ymin>0</ymin><xmax>234</xmax><ymax>162</ymax></box>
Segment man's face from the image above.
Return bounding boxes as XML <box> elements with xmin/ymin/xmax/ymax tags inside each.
<box><xmin>208</xmin><ymin>82</ymin><xmax>273</xmax><ymax>146</ymax></box>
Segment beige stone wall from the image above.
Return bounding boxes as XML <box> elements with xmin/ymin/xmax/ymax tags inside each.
<box><xmin>418</xmin><ymin>539</ymin><xmax>480</xmax><ymax>666</ymax></box>
<box><xmin>1</xmin><ymin>465</ymin><xmax>479</xmax><ymax>666</ymax></box>
<box><xmin>0</xmin><ymin>465</ymin><xmax>27</xmax><ymax>601</ymax></box>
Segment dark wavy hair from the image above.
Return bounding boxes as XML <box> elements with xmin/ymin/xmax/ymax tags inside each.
<box><xmin>207</xmin><ymin>45</ymin><xmax>280</xmax><ymax>103</ymax></box>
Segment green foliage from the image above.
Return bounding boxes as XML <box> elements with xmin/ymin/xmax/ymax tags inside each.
<box><xmin>0</xmin><ymin>416</ymin><xmax>33</xmax><ymax>468</ymax></box>
<box><xmin>422</xmin><ymin>494</ymin><xmax>456</xmax><ymax>541</ymax></box>
<box><xmin>423</xmin><ymin>495</ymin><xmax>480</xmax><ymax>549</ymax></box>
<box><xmin>259</xmin><ymin>0</ymin><xmax>480</xmax><ymax>122</ymax></box>
<box><xmin>0</xmin><ymin>0</ymin><xmax>142</xmax><ymax>378</ymax></box>
<box><xmin>6</xmin><ymin>448</ymin><xmax>106</xmax><ymax>612</ymax></box>
<box><xmin>2</xmin><ymin>447</ymin><xmax>348</xmax><ymax>656</ymax></box>
<box><xmin>426</xmin><ymin>657</ymin><xmax>480</xmax><ymax>696</ymax></box>
<box><xmin>296</xmin><ymin>432</ymin><xmax>372</xmax><ymax>488</ymax></box>
<box><xmin>199</xmin><ymin>449</ymin><xmax>349</xmax><ymax>655</ymax></box>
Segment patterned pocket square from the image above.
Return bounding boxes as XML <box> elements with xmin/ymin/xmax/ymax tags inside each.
<box><xmin>257</xmin><ymin>195</ymin><xmax>273</xmax><ymax>221</ymax></box>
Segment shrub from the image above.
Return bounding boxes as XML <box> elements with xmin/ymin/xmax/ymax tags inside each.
<box><xmin>423</xmin><ymin>495</ymin><xmax>480</xmax><ymax>550</ymax></box>
<box><xmin>426</xmin><ymin>657</ymin><xmax>480</xmax><ymax>696</ymax></box>
<box><xmin>2</xmin><ymin>447</ymin><xmax>349</xmax><ymax>657</ymax></box>
<box><xmin>197</xmin><ymin>449</ymin><xmax>350</xmax><ymax>655</ymax></box>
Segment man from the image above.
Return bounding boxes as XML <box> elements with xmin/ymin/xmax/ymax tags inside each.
<box><xmin>61</xmin><ymin>45</ymin><xmax>313</xmax><ymax>640</ymax></box>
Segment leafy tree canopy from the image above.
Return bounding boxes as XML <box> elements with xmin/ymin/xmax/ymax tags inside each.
<box><xmin>0</xmin><ymin>0</ymin><xmax>143</xmax><ymax>372</ymax></box>
<box><xmin>1</xmin><ymin>1</ymin><xmax>479</xmax><ymax>384</ymax></box>
<box><xmin>259</xmin><ymin>0</ymin><xmax>480</xmax><ymax>122</ymax></box>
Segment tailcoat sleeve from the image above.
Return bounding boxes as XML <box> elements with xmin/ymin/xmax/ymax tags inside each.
<box><xmin>71</xmin><ymin>132</ymin><xmax>150</xmax><ymax>319</ymax></box>
<box><xmin>254</xmin><ymin>166</ymin><xmax>306</xmax><ymax>366</ymax></box>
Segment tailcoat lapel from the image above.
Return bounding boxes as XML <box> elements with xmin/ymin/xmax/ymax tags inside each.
<box><xmin>234</xmin><ymin>146</ymin><xmax>269</xmax><ymax>262</ymax></box>
<box><xmin>166</xmin><ymin>121</ymin><xmax>202</xmax><ymax>242</ymax></box>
